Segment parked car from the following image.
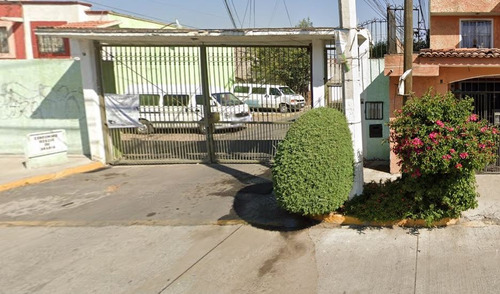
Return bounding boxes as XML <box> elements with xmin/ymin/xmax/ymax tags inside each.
<box><xmin>233</xmin><ymin>83</ymin><xmax>306</xmax><ymax>113</ymax></box>
<box><xmin>126</xmin><ymin>84</ymin><xmax>252</xmax><ymax>134</ymax></box>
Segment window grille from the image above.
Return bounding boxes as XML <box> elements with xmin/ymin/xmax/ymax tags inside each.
<box><xmin>365</xmin><ymin>102</ymin><xmax>383</xmax><ymax>120</ymax></box>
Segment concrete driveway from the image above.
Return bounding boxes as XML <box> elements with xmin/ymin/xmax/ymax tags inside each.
<box><xmin>0</xmin><ymin>164</ymin><xmax>499</xmax><ymax>294</ymax></box>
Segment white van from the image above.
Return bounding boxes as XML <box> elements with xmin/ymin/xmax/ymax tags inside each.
<box><xmin>126</xmin><ymin>84</ymin><xmax>252</xmax><ymax>134</ymax></box>
<box><xmin>233</xmin><ymin>83</ymin><xmax>306</xmax><ymax>113</ymax></box>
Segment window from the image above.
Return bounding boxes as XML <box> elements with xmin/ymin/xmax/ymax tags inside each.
<box><xmin>0</xmin><ymin>21</ymin><xmax>16</xmax><ymax>58</ymax></box>
<box><xmin>251</xmin><ymin>87</ymin><xmax>266</xmax><ymax>94</ymax></box>
<box><xmin>37</xmin><ymin>36</ymin><xmax>67</xmax><ymax>54</ymax></box>
<box><xmin>31</xmin><ymin>21</ymin><xmax>70</xmax><ymax>58</ymax></box>
<box><xmin>164</xmin><ymin>94</ymin><xmax>190</xmax><ymax>106</ymax></box>
<box><xmin>269</xmin><ymin>88</ymin><xmax>281</xmax><ymax>96</ymax></box>
<box><xmin>461</xmin><ymin>20</ymin><xmax>492</xmax><ymax>48</ymax></box>
<box><xmin>0</xmin><ymin>27</ymin><xmax>9</xmax><ymax>53</ymax></box>
<box><xmin>365</xmin><ymin>102</ymin><xmax>383</xmax><ymax>120</ymax></box>
<box><xmin>139</xmin><ymin>94</ymin><xmax>160</xmax><ymax>106</ymax></box>
<box><xmin>233</xmin><ymin>86</ymin><xmax>249</xmax><ymax>93</ymax></box>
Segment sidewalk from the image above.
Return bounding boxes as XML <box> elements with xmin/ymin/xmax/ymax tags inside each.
<box><xmin>0</xmin><ymin>155</ymin><xmax>105</xmax><ymax>192</ymax></box>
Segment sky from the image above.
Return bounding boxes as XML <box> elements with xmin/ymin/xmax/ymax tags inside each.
<box><xmin>82</xmin><ymin>0</ymin><xmax>427</xmax><ymax>29</ymax></box>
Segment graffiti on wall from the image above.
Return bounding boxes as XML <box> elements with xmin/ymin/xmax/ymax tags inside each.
<box><xmin>0</xmin><ymin>82</ymin><xmax>84</xmax><ymax>120</ymax></box>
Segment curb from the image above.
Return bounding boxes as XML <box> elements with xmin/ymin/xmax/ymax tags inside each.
<box><xmin>311</xmin><ymin>213</ymin><xmax>459</xmax><ymax>228</ymax></box>
<box><xmin>0</xmin><ymin>162</ymin><xmax>106</xmax><ymax>193</ymax></box>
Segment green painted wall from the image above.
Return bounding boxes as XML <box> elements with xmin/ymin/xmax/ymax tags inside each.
<box><xmin>362</xmin><ymin>58</ymin><xmax>390</xmax><ymax>161</ymax></box>
<box><xmin>0</xmin><ymin>59</ymin><xmax>89</xmax><ymax>155</ymax></box>
<box><xmin>109</xmin><ymin>14</ymin><xmax>174</xmax><ymax>29</ymax></box>
<box><xmin>102</xmin><ymin>47</ymin><xmax>236</xmax><ymax>95</ymax></box>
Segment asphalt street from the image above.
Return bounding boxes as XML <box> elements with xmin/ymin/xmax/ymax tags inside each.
<box><xmin>0</xmin><ymin>164</ymin><xmax>499</xmax><ymax>294</ymax></box>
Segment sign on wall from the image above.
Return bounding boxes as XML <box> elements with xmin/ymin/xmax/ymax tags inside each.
<box><xmin>26</xmin><ymin>130</ymin><xmax>68</xmax><ymax>158</ymax></box>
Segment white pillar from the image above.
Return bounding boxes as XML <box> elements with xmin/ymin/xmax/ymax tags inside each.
<box><xmin>311</xmin><ymin>39</ymin><xmax>325</xmax><ymax>108</ymax></box>
<box><xmin>338</xmin><ymin>0</ymin><xmax>364</xmax><ymax>197</ymax></box>
<box><xmin>74</xmin><ymin>39</ymin><xmax>106</xmax><ymax>163</ymax></box>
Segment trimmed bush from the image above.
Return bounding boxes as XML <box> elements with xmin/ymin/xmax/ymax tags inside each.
<box><xmin>272</xmin><ymin>107</ymin><xmax>354</xmax><ymax>215</ymax></box>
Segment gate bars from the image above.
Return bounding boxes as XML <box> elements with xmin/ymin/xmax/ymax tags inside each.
<box><xmin>98</xmin><ymin>44</ymin><xmax>324</xmax><ymax>164</ymax></box>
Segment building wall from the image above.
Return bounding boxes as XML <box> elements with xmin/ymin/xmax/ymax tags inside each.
<box><xmin>108</xmin><ymin>14</ymin><xmax>172</xmax><ymax>29</ymax></box>
<box><xmin>104</xmin><ymin>46</ymin><xmax>236</xmax><ymax>95</ymax></box>
<box><xmin>430</xmin><ymin>0</ymin><xmax>500</xmax><ymax>14</ymax></box>
<box><xmin>431</xmin><ymin>15</ymin><xmax>500</xmax><ymax>49</ymax></box>
<box><xmin>0</xmin><ymin>3</ymin><xmax>25</xmax><ymax>59</ymax></box>
<box><xmin>0</xmin><ymin>59</ymin><xmax>89</xmax><ymax>155</ymax></box>
<box><xmin>362</xmin><ymin>58</ymin><xmax>390</xmax><ymax>161</ymax></box>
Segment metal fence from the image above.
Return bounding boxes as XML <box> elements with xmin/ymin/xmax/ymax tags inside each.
<box><xmin>99</xmin><ymin>44</ymin><xmax>340</xmax><ymax>164</ymax></box>
<box><xmin>452</xmin><ymin>78</ymin><xmax>500</xmax><ymax>172</ymax></box>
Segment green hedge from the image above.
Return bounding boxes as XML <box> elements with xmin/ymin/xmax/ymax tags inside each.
<box><xmin>272</xmin><ymin>107</ymin><xmax>354</xmax><ymax>215</ymax></box>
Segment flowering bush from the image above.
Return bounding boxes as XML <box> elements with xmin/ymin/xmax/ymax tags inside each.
<box><xmin>346</xmin><ymin>91</ymin><xmax>499</xmax><ymax>225</ymax></box>
<box><xmin>390</xmin><ymin>91</ymin><xmax>498</xmax><ymax>176</ymax></box>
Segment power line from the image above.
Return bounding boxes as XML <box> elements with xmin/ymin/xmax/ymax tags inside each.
<box><xmin>282</xmin><ymin>0</ymin><xmax>293</xmax><ymax>27</ymax></box>
<box><xmin>83</xmin><ymin>0</ymin><xmax>197</xmax><ymax>28</ymax></box>
<box><xmin>222</xmin><ymin>0</ymin><xmax>237</xmax><ymax>28</ymax></box>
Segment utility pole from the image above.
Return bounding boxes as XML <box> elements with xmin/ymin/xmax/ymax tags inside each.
<box><xmin>337</xmin><ymin>0</ymin><xmax>364</xmax><ymax>197</ymax></box>
<box><xmin>403</xmin><ymin>0</ymin><xmax>413</xmax><ymax>102</ymax></box>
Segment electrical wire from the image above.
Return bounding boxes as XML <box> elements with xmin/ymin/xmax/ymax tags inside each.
<box><xmin>83</xmin><ymin>0</ymin><xmax>197</xmax><ymax>28</ymax></box>
<box><xmin>282</xmin><ymin>0</ymin><xmax>293</xmax><ymax>27</ymax></box>
<box><xmin>223</xmin><ymin>0</ymin><xmax>237</xmax><ymax>28</ymax></box>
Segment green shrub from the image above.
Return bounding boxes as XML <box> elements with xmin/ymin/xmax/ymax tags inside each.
<box><xmin>272</xmin><ymin>107</ymin><xmax>354</xmax><ymax>215</ymax></box>
<box><xmin>345</xmin><ymin>172</ymin><xmax>478</xmax><ymax>225</ymax></box>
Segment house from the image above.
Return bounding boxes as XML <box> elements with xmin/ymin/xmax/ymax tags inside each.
<box><xmin>384</xmin><ymin>0</ymin><xmax>500</xmax><ymax>173</ymax></box>
<box><xmin>0</xmin><ymin>0</ymin><xmax>174</xmax><ymax>157</ymax></box>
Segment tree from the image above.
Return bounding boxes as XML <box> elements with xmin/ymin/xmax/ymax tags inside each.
<box><xmin>296</xmin><ymin>17</ymin><xmax>313</xmax><ymax>28</ymax></box>
<box><xmin>242</xmin><ymin>18</ymin><xmax>312</xmax><ymax>96</ymax></box>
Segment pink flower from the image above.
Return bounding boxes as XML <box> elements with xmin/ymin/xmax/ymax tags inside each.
<box><xmin>480</xmin><ymin>126</ymin><xmax>488</xmax><ymax>133</ymax></box>
<box><xmin>493</xmin><ymin>128</ymin><xmax>499</xmax><ymax>134</ymax></box>
<box><xmin>412</xmin><ymin>138</ymin><xmax>423</xmax><ymax>147</ymax></box>
<box><xmin>429</xmin><ymin>132</ymin><xmax>439</xmax><ymax>143</ymax></box>
<box><xmin>442</xmin><ymin>154</ymin><xmax>452</xmax><ymax>160</ymax></box>
<box><xmin>450</xmin><ymin>149</ymin><xmax>456</xmax><ymax>153</ymax></box>
<box><xmin>460</xmin><ymin>152</ymin><xmax>468</xmax><ymax>159</ymax></box>
<box><xmin>468</xmin><ymin>114</ymin><xmax>478</xmax><ymax>122</ymax></box>
<box><xmin>446</xmin><ymin>127</ymin><xmax>454</xmax><ymax>132</ymax></box>
<box><xmin>455</xmin><ymin>163</ymin><xmax>463</xmax><ymax>169</ymax></box>
<box><xmin>479</xmin><ymin>144</ymin><xmax>486</xmax><ymax>149</ymax></box>
<box><xmin>436</xmin><ymin>120</ymin><xmax>445</xmax><ymax>127</ymax></box>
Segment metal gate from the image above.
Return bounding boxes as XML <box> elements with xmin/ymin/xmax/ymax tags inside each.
<box><xmin>99</xmin><ymin>44</ymin><xmax>338</xmax><ymax>164</ymax></box>
<box><xmin>452</xmin><ymin>78</ymin><xmax>500</xmax><ymax>172</ymax></box>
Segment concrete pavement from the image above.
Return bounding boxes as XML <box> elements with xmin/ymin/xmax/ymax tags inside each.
<box><xmin>1</xmin><ymin>225</ymin><xmax>499</xmax><ymax>294</ymax></box>
<box><xmin>0</xmin><ymin>158</ymin><xmax>499</xmax><ymax>293</ymax></box>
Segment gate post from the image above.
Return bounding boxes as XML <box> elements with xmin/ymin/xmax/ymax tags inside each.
<box><xmin>199</xmin><ymin>45</ymin><xmax>216</xmax><ymax>163</ymax></box>
<box><xmin>73</xmin><ymin>39</ymin><xmax>109</xmax><ymax>163</ymax></box>
<box><xmin>311</xmin><ymin>39</ymin><xmax>326</xmax><ymax>108</ymax></box>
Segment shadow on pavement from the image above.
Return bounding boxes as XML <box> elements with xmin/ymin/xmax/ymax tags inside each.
<box><xmin>208</xmin><ymin>164</ymin><xmax>319</xmax><ymax>231</ymax></box>
<box><xmin>228</xmin><ymin>181</ymin><xmax>320</xmax><ymax>232</ymax></box>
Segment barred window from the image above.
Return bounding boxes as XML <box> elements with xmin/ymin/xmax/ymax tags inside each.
<box><xmin>365</xmin><ymin>102</ymin><xmax>383</xmax><ymax>120</ymax></box>
<box><xmin>0</xmin><ymin>27</ymin><xmax>9</xmax><ymax>53</ymax></box>
<box><xmin>37</xmin><ymin>36</ymin><xmax>66</xmax><ymax>54</ymax></box>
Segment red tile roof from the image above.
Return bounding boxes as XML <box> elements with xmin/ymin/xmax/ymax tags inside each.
<box><xmin>419</xmin><ymin>48</ymin><xmax>500</xmax><ymax>58</ymax></box>
<box><xmin>56</xmin><ymin>21</ymin><xmax>119</xmax><ymax>28</ymax></box>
